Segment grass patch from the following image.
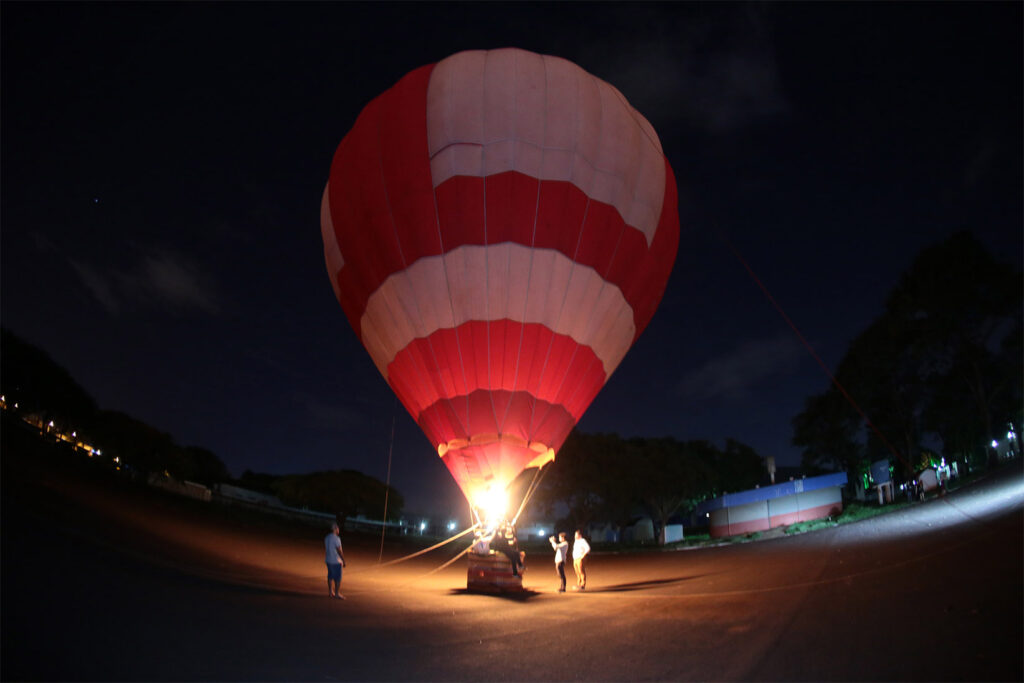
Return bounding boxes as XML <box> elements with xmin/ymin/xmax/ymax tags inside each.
<box><xmin>783</xmin><ymin>499</ymin><xmax>914</xmax><ymax>535</ymax></box>
<box><xmin>784</xmin><ymin>518</ymin><xmax>838</xmax><ymax>535</ymax></box>
<box><xmin>839</xmin><ymin>499</ymin><xmax>913</xmax><ymax>522</ymax></box>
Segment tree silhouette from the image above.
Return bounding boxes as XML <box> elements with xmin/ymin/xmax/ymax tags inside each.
<box><xmin>272</xmin><ymin>469</ymin><xmax>403</xmax><ymax>526</ymax></box>
<box><xmin>792</xmin><ymin>230</ymin><xmax>1022</xmax><ymax>477</ymax></box>
<box><xmin>1</xmin><ymin>327</ymin><xmax>97</xmax><ymax>427</ymax></box>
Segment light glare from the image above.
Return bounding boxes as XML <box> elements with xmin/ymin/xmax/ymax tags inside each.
<box><xmin>476</xmin><ymin>485</ymin><xmax>508</xmax><ymax>524</ymax></box>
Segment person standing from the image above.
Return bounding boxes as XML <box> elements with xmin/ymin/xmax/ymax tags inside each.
<box><xmin>572</xmin><ymin>529</ymin><xmax>591</xmax><ymax>591</ymax></box>
<box><xmin>325</xmin><ymin>522</ymin><xmax>347</xmax><ymax>599</ymax></box>
<box><xmin>549</xmin><ymin>532</ymin><xmax>568</xmax><ymax>592</ymax></box>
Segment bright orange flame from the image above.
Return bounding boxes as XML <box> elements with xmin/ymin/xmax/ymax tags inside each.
<box><xmin>474</xmin><ymin>484</ymin><xmax>509</xmax><ymax>525</ymax></box>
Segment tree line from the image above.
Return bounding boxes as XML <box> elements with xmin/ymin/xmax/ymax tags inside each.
<box><xmin>0</xmin><ymin>327</ymin><xmax>403</xmax><ymax>522</ymax></box>
<box><xmin>235</xmin><ymin>468</ymin><xmax>405</xmax><ymax>524</ymax></box>
<box><xmin>532</xmin><ymin>431</ymin><xmax>764</xmax><ymax>541</ymax></box>
<box><xmin>2</xmin><ymin>326</ymin><xmax>231</xmax><ymax>485</ymax></box>
<box><xmin>792</xmin><ymin>231</ymin><xmax>1022</xmax><ymax>481</ymax></box>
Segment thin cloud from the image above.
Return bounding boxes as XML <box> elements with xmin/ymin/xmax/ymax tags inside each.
<box><xmin>65</xmin><ymin>246</ymin><xmax>222</xmax><ymax>316</ymax></box>
<box><xmin>69</xmin><ymin>258</ymin><xmax>120</xmax><ymax>314</ymax></box>
<box><xmin>133</xmin><ymin>251</ymin><xmax>221</xmax><ymax>313</ymax></box>
<box><xmin>295</xmin><ymin>392</ymin><xmax>372</xmax><ymax>435</ymax></box>
<box><xmin>595</xmin><ymin>6</ymin><xmax>790</xmax><ymax>133</ymax></box>
<box><xmin>677</xmin><ymin>333</ymin><xmax>804</xmax><ymax>402</ymax></box>
<box><xmin>689</xmin><ymin>48</ymin><xmax>790</xmax><ymax>133</ymax></box>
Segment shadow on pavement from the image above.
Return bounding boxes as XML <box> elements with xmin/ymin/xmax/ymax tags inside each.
<box><xmin>589</xmin><ymin>574</ymin><xmax>710</xmax><ymax>593</ymax></box>
<box><xmin>448</xmin><ymin>587</ymin><xmax>543</xmax><ymax>601</ymax></box>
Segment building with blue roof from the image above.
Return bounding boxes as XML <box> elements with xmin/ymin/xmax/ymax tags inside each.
<box><xmin>695</xmin><ymin>472</ymin><xmax>848</xmax><ymax>538</ymax></box>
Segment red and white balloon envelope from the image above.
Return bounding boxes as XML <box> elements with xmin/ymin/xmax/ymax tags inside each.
<box><xmin>321</xmin><ymin>49</ymin><xmax>679</xmax><ymax>523</ymax></box>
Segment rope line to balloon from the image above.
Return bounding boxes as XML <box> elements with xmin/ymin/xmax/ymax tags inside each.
<box><xmin>522</xmin><ymin>461</ymin><xmax>552</xmax><ymax>517</ymax></box>
<box><xmin>510</xmin><ymin>465</ymin><xmax>543</xmax><ymax>525</ymax></box>
<box><xmin>726</xmin><ymin>238</ymin><xmax>910</xmax><ymax>473</ymax></box>
<box><xmin>377</xmin><ymin>397</ymin><xmax>397</xmax><ymax>564</ymax></box>
<box><xmin>357</xmin><ymin>523</ymin><xmax>480</xmax><ymax>572</ymax></box>
<box><xmin>421</xmin><ymin>545</ymin><xmax>471</xmax><ymax>577</ymax></box>
<box><xmin>366</xmin><ymin>545</ymin><xmax>469</xmax><ymax>590</ymax></box>
<box><xmin>511</xmin><ymin>462</ymin><xmax>549</xmax><ymax>527</ymax></box>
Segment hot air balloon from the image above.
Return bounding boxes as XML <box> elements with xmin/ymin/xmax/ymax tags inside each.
<box><xmin>321</xmin><ymin>48</ymin><xmax>678</xmax><ymax>526</ymax></box>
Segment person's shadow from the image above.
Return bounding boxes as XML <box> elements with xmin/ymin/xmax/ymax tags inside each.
<box><xmin>586</xmin><ymin>574</ymin><xmax>709</xmax><ymax>593</ymax></box>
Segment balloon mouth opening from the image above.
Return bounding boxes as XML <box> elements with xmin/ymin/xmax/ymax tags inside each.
<box><xmin>437</xmin><ymin>433</ymin><xmax>554</xmax><ymax>470</ymax></box>
<box><xmin>439</xmin><ymin>434</ymin><xmax>556</xmax><ymax>525</ymax></box>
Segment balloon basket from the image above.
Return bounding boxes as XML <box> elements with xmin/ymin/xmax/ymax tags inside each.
<box><xmin>466</xmin><ymin>551</ymin><xmax>524</xmax><ymax>593</ymax></box>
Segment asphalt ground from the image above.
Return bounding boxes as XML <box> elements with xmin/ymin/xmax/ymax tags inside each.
<box><xmin>3</xmin><ymin>425</ymin><xmax>1022</xmax><ymax>681</ymax></box>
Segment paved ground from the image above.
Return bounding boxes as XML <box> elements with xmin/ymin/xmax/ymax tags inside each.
<box><xmin>3</xmin><ymin>434</ymin><xmax>1022</xmax><ymax>681</ymax></box>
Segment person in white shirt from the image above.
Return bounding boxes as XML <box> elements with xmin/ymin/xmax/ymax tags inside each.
<box><xmin>472</xmin><ymin>527</ymin><xmax>496</xmax><ymax>555</ymax></box>
<box><xmin>325</xmin><ymin>522</ymin><xmax>346</xmax><ymax>599</ymax></box>
<box><xmin>572</xmin><ymin>530</ymin><xmax>591</xmax><ymax>591</ymax></box>
<box><xmin>549</xmin><ymin>532</ymin><xmax>569</xmax><ymax>592</ymax></box>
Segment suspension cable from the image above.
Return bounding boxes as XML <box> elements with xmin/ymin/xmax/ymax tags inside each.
<box><xmin>365</xmin><ymin>523</ymin><xmax>480</xmax><ymax>571</ymax></box>
<box><xmin>726</xmin><ymin>238</ymin><xmax>909</xmax><ymax>471</ymax></box>
<box><xmin>511</xmin><ymin>462</ymin><xmax>551</xmax><ymax>527</ymax></box>
<box><xmin>378</xmin><ymin>397</ymin><xmax>397</xmax><ymax>564</ymax></box>
<box><xmin>422</xmin><ymin>545</ymin><xmax>472</xmax><ymax>576</ymax></box>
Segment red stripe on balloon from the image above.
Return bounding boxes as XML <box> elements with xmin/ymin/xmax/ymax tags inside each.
<box><xmin>326</xmin><ymin>63</ymin><xmax>437</xmax><ymax>337</ymax></box>
<box><xmin>416</xmin><ymin>389</ymin><xmax>577</xmax><ymax>451</ymax></box>
<box><xmin>432</xmin><ymin>173</ymin><xmax>662</xmax><ymax>330</ymax></box>
<box><xmin>620</xmin><ymin>159</ymin><xmax>679</xmax><ymax>338</ymax></box>
<box><xmin>386</xmin><ymin>320</ymin><xmax>607</xmax><ymax>425</ymax></box>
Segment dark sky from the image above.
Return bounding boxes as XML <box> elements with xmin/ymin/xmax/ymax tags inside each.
<box><xmin>3</xmin><ymin>2</ymin><xmax>1021</xmax><ymax>516</ymax></box>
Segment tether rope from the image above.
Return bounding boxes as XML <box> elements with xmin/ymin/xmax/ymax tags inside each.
<box><xmin>511</xmin><ymin>463</ymin><xmax>550</xmax><ymax>527</ymax></box>
<box><xmin>354</xmin><ymin>523</ymin><xmax>479</xmax><ymax>573</ymax></box>
<box><xmin>422</xmin><ymin>545</ymin><xmax>472</xmax><ymax>576</ymax></box>
<box><xmin>726</xmin><ymin>238</ymin><xmax>909</xmax><ymax>473</ymax></box>
<box><xmin>378</xmin><ymin>397</ymin><xmax>397</xmax><ymax>564</ymax></box>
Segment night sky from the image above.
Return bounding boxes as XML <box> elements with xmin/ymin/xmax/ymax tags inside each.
<box><xmin>3</xmin><ymin>2</ymin><xmax>1021</xmax><ymax>515</ymax></box>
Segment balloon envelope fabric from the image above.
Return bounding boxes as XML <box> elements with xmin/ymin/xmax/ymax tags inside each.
<box><xmin>321</xmin><ymin>48</ymin><xmax>679</xmax><ymax>511</ymax></box>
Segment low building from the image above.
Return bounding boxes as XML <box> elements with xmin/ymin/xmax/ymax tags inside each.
<box><xmin>695</xmin><ymin>472</ymin><xmax>848</xmax><ymax>538</ymax></box>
